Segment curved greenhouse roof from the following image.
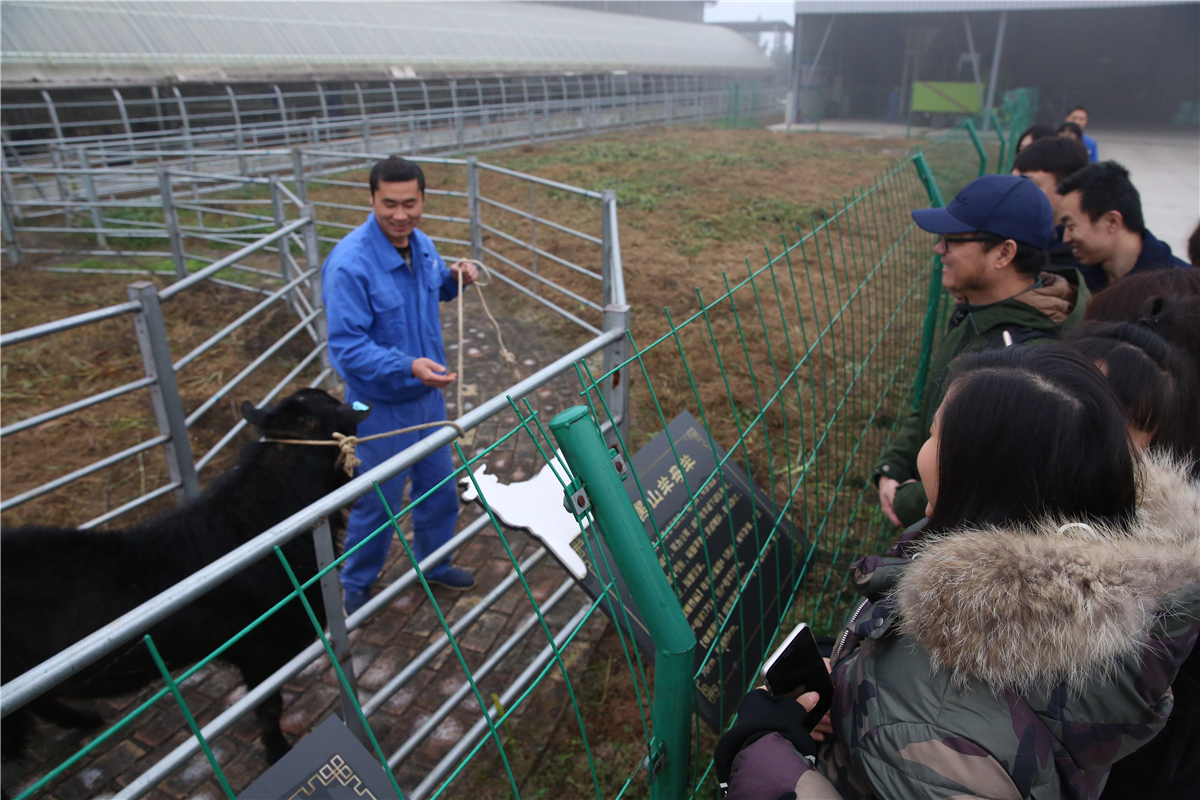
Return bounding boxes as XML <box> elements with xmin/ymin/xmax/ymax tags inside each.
<box><xmin>0</xmin><ymin>1</ymin><xmax>774</xmax><ymax>86</ymax></box>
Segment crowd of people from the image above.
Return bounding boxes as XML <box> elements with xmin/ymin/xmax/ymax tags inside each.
<box><xmin>719</xmin><ymin>107</ymin><xmax>1200</xmax><ymax>799</ymax></box>
<box><xmin>319</xmin><ymin>113</ymin><xmax>1198</xmax><ymax>799</ymax></box>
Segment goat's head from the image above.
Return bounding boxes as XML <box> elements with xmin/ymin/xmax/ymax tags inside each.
<box><xmin>241</xmin><ymin>389</ymin><xmax>371</xmax><ymax>441</ymax></box>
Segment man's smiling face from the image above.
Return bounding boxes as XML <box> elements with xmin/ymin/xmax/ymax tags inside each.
<box><xmin>370</xmin><ymin>179</ymin><xmax>424</xmax><ymax>248</ymax></box>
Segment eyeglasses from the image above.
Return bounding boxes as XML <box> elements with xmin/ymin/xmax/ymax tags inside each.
<box><xmin>936</xmin><ymin>235</ymin><xmax>992</xmax><ymax>250</ymax></box>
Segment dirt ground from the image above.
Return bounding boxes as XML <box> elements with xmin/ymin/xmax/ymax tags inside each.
<box><xmin>1</xmin><ymin>123</ymin><xmax>929</xmax><ymax>798</ymax></box>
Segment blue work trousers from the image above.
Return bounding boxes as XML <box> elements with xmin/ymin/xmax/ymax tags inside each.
<box><xmin>339</xmin><ymin>388</ymin><xmax>459</xmax><ymax>593</ymax></box>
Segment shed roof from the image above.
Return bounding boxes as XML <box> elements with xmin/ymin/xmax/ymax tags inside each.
<box><xmin>793</xmin><ymin>0</ymin><xmax>1193</xmax><ymax>14</ymax></box>
<box><xmin>0</xmin><ymin>1</ymin><xmax>773</xmax><ymax>86</ymax></box>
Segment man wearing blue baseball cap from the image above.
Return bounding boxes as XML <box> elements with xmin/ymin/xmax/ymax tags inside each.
<box><xmin>873</xmin><ymin>174</ymin><xmax>1090</xmax><ymax>528</ymax></box>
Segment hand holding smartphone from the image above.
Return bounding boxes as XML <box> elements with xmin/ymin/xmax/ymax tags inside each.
<box><xmin>761</xmin><ymin>622</ymin><xmax>834</xmax><ymax>732</ymax></box>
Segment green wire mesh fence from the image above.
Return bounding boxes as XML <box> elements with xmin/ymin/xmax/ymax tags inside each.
<box><xmin>8</xmin><ymin>136</ymin><xmax>977</xmax><ymax>800</ymax></box>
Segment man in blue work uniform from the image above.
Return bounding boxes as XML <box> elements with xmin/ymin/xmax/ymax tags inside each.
<box><xmin>1065</xmin><ymin>106</ymin><xmax>1099</xmax><ymax>162</ymax></box>
<box><xmin>323</xmin><ymin>156</ymin><xmax>479</xmax><ymax>615</ymax></box>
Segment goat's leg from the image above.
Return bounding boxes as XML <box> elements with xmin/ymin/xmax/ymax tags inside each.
<box><xmin>254</xmin><ymin>690</ymin><xmax>290</xmax><ymax>764</ymax></box>
<box><xmin>29</xmin><ymin>698</ymin><xmax>103</xmax><ymax>733</ymax></box>
<box><xmin>1</xmin><ymin>710</ymin><xmax>32</xmax><ymax>760</ymax></box>
<box><xmin>227</xmin><ymin>638</ymin><xmax>295</xmax><ymax>764</ymax></box>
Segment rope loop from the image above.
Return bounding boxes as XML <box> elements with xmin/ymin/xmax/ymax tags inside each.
<box><xmin>264</xmin><ymin>420</ymin><xmax>467</xmax><ymax>477</ymax></box>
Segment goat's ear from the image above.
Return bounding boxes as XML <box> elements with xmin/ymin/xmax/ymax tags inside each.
<box><xmin>242</xmin><ymin>401</ymin><xmax>269</xmax><ymax>430</ymax></box>
<box><xmin>338</xmin><ymin>402</ymin><xmax>371</xmax><ymax>427</ymax></box>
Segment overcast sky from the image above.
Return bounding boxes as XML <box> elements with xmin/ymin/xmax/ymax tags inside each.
<box><xmin>704</xmin><ymin>1</ymin><xmax>796</xmax><ymax>24</ymax></box>
<box><xmin>704</xmin><ymin>1</ymin><xmax>795</xmax><ymax>55</ymax></box>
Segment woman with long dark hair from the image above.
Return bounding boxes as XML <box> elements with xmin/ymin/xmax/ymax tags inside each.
<box><xmin>719</xmin><ymin>346</ymin><xmax>1200</xmax><ymax>799</ymax></box>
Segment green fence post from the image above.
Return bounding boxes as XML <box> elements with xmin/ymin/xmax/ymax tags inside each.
<box><xmin>910</xmin><ymin>152</ymin><xmax>948</xmax><ymax>410</ymax></box>
<box><xmin>963</xmin><ymin>118</ymin><xmax>988</xmax><ymax>177</ymax></box>
<box><xmin>550</xmin><ymin>406</ymin><xmax>696</xmax><ymax>800</ymax></box>
<box><xmin>990</xmin><ymin>109</ymin><xmax>1007</xmax><ymax>173</ymax></box>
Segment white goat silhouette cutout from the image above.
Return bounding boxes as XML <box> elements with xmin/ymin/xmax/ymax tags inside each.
<box><xmin>459</xmin><ymin>452</ymin><xmax>590</xmax><ymax>579</ymax></box>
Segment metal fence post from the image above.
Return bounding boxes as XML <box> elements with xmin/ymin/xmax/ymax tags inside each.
<box><xmin>2</xmin><ymin>187</ymin><xmax>22</xmax><ymax>264</ymax></box>
<box><xmin>990</xmin><ymin>109</ymin><xmax>1007</xmax><ymax>174</ymax></box>
<box><xmin>600</xmin><ymin>189</ymin><xmax>630</xmax><ymax>447</ymax></box>
<box><xmin>910</xmin><ymin>152</ymin><xmax>948</xmax><ymax>409</ymax></box>
<box><xmin>269</xmin><ymin>175</ymin><xmax>290</xmax><ymax>281</ymax></box>
<box><xmin>963</xmin><ymin>118</ymin><xmax>988</xmax><ymax>177</ymax></box>
<box><xmin>311</xmin><ymin>517</ymin><xmax>369</xmax><ymax>744</ymax></box>
<box><xmin>127</xmin><ymin>281</ymin><xmax>201</xmax><ymax>503</ymax></box>
<box><xmin>302</xmin><ymin>204</ymin><xmax>332</xmax><ymax>380</ymax></box>
<box><xmin>529</xmin><ymin>183</ymin><xmax>539</xmax><ymax>295</ymax></box>
<box><xmin>76</xmin><ymin>147</ymin><xmax>107</xmax><ymax>248</ymax></box>
<box><xmin>50</xmin><ymin>145</ymin><xmax>72</xmax><ymax>227</ymax></box>
<box><xmin>550</xmin><ymin>407</ymin><xmax>695</xmax><ymax>800</ymax></box>
<box><xmin>291</xmin><ymin>147</ymin><xmax>308</xmax><ymax>204</ymax></box>
<box><xmin>157</xmin><ymin>167</ymin><xmax>188</xmax><ymax>280</ymax></box>
<box><xmin>466</xmin><ymin>156</ymin><xmax>482</xmax><ymax>262</ymax></box>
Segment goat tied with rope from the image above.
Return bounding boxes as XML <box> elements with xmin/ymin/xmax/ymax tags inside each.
<box><xmin>0</xmin><ymin>389</ymin><xmax>369</xmax><ymax>768</ymax></box>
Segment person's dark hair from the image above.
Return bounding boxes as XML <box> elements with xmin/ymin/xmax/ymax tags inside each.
<box><xmin>1056</xmin><ymin>161</ymin><xmax>1145</xmax><ymax>235</ymax></box>
<box><xmin>369</xmin><ymin>156</ymin><xmax>425</xmax><ymax>194</ymax></box>
<box><xmin>970</xmin><ymin>231</ymin><xmax>1048</xmax><ymax>277</ymax></box>
<box><xmin>1189</xmin><ymin>220</ymin><xmax>1200</xmax><ymax>266</ymax></box>
<box><xmin>1070</xmin><ymin>105</ymin><xmax>1088</xmax><ymax>114</ymax></box>
<box><xmin>925</xmin><ymin>345</ymin><xmax>1137</xmax><ymax>534</ymax></box>
<box><xmin>1015</xmin><ymin>124</ymin><xmax>1056</xmax><ymax>154</ymax></box>
<box><xmin>1086</xmin><ymin>270</ymin><xmax>1200</xmax><ymax>471</ymax></box>
<box><xmin>1012</xmin><ymin>136</ymin><xmax>1090</xmax><ymax>182</ymax></box>
<box><xmin>1056</xmin><ymin>121</ymin><xmax>1084</xmax><ymax>140</ymax></box>
<box><xmin>1063</xmin><ymin>322</ymin><xmax>1195</xmax><ymax>458</ymax></box>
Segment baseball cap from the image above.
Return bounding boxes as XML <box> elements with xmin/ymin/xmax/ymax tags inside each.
<box><xmin>911</xmin><ymin>174</ymin><xmax>1055</xmax><ymax>248</ymax></box>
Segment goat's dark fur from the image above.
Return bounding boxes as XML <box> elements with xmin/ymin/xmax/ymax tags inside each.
<box><xmin>1</xmin><ymin>389</ymin><xmax>369</xmax><ymax>766</ymax></box>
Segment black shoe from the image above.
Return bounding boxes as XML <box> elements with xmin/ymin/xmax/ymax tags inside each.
<box><xmin>425</xmin><ymin>566</ymin><xmax>475</xmax><ymax>591</ymax></box>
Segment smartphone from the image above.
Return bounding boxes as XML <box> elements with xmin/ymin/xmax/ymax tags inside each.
<box><xmin>761</xmin><ymin>622</ymin><xmax>834</xmax><ymax>731</ymax></box>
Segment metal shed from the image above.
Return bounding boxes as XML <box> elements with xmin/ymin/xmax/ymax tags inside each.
<box><xmin>787</xmin><ymin>0</ymin><xmax>1199</xmax><ymax>125</ymax></box>
<box><xmin>0</xmin><ymin>1</ymin><xmax>772</xmax><ymax>86</ymax></box>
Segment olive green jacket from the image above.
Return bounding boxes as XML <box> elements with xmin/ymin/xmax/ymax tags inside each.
<box><xmin>873</xmin><ymin>270</ymin><xmax>1089</xmax><ymax>525</ymax></box>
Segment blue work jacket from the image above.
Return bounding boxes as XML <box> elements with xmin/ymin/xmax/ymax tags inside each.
<box><xmin>322</xmin><ymin>217</ymin><xmax>460</xmax><ymax>403</ymax></box>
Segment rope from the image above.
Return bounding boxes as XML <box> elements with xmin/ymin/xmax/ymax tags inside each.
<box><xmin>453</xmin><ymin>258</ymin><xmax>519</xmax><ymax>417</ymax></box>
<box><xmin>263</xmin><ymin>420</ymin><xmax>467</xmax><ymax>477</ymax></box>
<box><xmin>265</xmin><ymin>259</ymin><xmax>506</xmax><ymax>477</ymax></box>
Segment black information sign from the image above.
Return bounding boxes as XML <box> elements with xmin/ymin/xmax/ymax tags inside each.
<box><xmin>238</xmin><ymin>714</ymin><xmax>398</xmax><ymax>799</ymax></box>
<box><xmin>566</xmin><ymin>410</ymin><xmax>808</xmax><ymax>731</ymax></box>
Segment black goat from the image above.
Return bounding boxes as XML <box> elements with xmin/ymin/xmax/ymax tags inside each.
<box><xmin>1</xmin><ymin>388</ymin><xmax>369</xmax><ymax>766</ymax></box>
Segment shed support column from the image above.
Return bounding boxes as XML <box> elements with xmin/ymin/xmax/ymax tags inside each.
<box><xmin>111</xmin><ymin>88</ymin><xmax>134</xmax><ymax>150</ymax></box>
<box><xmin>354</xmin><ymin>82</ymin><xmax>371</xmax><ymax>152</ymax></box>
<box><xmin>41</xmin><ymin>90</ymin><xmax>64</xmax><ymax>145</ymax></box>
<box><xmin>273</xmin><ymin>84</ymin><xmax>291</xmax><ymax>146</ymax></box>
<box><xmin>789</xmin><ymin>13</ymin><xmax>803</xmax><ymax>125</ymax></box>
<box><xmin>226</xmin><ymin>86</ymin><xmax>248</xmax><ymax>175</ymax></box>
<box><xmin>982</xmin><ymin>11</ymin><xmax>1007</xmax><ymax>132</ymax></box>
<box><xmin>963</xmin><ymin>15</ymin><xmax>983</xmax><ymax>108</ymax></box>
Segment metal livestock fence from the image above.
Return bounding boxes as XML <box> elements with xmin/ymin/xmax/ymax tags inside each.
<box><xmin>0</xmin><ymin>127</ymin><xmax>988</xmax><ymax>798</ymax></box>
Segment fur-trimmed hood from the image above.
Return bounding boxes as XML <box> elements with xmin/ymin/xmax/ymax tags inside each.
<box><xmin>895</xmin><ymin>453</ymin><xmax>1200</xmax><ymax>691</ymax></box>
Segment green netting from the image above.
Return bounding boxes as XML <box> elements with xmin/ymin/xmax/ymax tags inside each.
<box><xmin>11</xmin><ymin>136</ymin><xmax>982</xmax><ymax>800</ymax></box>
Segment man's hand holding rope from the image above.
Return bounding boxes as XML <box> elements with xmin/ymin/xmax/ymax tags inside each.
<box><xmin>449</xmin><ymin>258</ymin><xmax>480</xmax><ymax>287</ymax></box>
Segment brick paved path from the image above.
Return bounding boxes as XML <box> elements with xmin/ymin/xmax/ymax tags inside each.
<box><xmin>2</xmin><ymin>286</ymin><xmax>612</xmax><ymax>799</ymax></box>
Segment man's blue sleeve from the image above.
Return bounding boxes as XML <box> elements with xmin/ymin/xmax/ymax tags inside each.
<box><xmin>324</xmin><ymin>265</ymin><xmax>416</xmax><ymax>382</ymax></box>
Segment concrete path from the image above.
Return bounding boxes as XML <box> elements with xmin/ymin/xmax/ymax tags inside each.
<box><xmin>1091</xmin><ymin>128</ymin><xmax>1199</xmax><ymax>259</ymax></box>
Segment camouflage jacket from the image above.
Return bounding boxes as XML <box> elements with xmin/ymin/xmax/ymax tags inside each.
<box><xmin>727</xmin><ymin>455</ymin><xmax>1200</xmax><ymax>800</ymax></box>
